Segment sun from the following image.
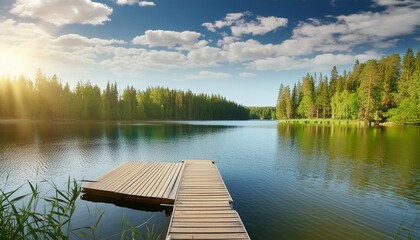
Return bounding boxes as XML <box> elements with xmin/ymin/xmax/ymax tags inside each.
<box><xmin>0</xmin><ymin>49</ymin><xmax>30</xmax><ymax>77</ymax></box>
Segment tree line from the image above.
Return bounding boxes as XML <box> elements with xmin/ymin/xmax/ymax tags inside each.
<box><xmin>276</xmin><ymin>49</ymin><xmax>420</xmax><ymax>124</ymax></box>
<box><xmin>0</xmin><ymin>70</ymin><xmax>249</xmax><ymax>120</ymax></box>
<box><xmin>248</xmin><ymin>107</ymin><xmax>276</xmax><ymax>120</ymax></box>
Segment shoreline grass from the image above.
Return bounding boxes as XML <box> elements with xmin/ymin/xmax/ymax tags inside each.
<box><xmin>277</xmin><ymin>118</ymin><xmax>366</xmax><ymax>125</ymax></box>
<box><xmin>0</xmin><ymin>178</ymin><xmax>161</xmax><ymax>240</ymax></box>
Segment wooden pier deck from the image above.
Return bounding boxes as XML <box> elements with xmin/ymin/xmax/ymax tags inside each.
<box><xmin>81</xmin><ymin>160</ymin><xmax>250</xmax><ymax>240</ymax></box>
<box><xmin>166</xmin><ymin>160</ymin><xmax>250</xmax><ymax>240</ymax></box>
<box><xmin>82</xmin><ymin>162</ymin><xmax>184</xmax><ymax>204</ymax></box>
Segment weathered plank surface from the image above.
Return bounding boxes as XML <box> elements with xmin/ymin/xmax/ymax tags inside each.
<box><xmin>166</xmin><ymin>160</ymin><xmax>250</xmax><ymax>240</ymax></box>
<box><xmin>81</xmin><ymin>162</ymin><xmax>184</xmax><ymax>204</ymax></box>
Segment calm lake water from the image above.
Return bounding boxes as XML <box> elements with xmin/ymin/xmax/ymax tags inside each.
<box><xmin>0</xmin><ymin>120</ymin><xmax>419</xmax><ymax>239</ymax></box>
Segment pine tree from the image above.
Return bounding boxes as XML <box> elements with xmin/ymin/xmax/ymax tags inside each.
<box><xmin>397</xmin><ymin>49</ymin><xmax>415</xmax><ymax>103</ymax></box>
<box><xmin>298</xmin><ymin>74</ymin><xmax>315</xmax><ymax>118</ymax></box>
<box><xmin>358</xmin><ymin>60</ymin><xmax>381</xmax><ymax>121</ymax></box>
<box><xmin>276</xmin><ymin>84</ymin><xmax>285</xmax><ymax>119</ymax></box>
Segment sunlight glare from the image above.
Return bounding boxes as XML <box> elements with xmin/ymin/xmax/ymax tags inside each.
<box><xmin>0</xmin><ymin>50</ymin><xmax>29</xmax><ymax>77</ymax></box>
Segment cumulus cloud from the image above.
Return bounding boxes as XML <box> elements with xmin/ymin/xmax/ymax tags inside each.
<box><xmin>11</xmin><ymin>0</ymin><xmax>112</xmax><ymax>26</ymax></box>
<box><xmin>116</xmin><ymin>0</ymin><xmax>138</xmax><ymax>4</ymax></box>
<box><xmin>239</xmin><ymin>72</ymin><xmax>256</xmax><ymax>78</ymax></box>
<box><xmin>286</xmin><ymin>2</ymin><xmax>420</xmax><ymax>55</ymax></box>
<box><xmin>248</xmin><ymin>52</ymin><xmax>380</xmax><ymax>71</ymax></box>
<box><xmin>117</xmin><ymin>1</ymin><xmax>155</xmax><ymax>7</ymax></box>
<box><xmin>217</xmin><ymin>36</ymin><xmax>240</xmax><ymax>46</ymax></box>
<box><xmin>203</xmin><ymin>12</ymin><xmax>288</xmax><ymax>36</ymax></box>
<box><xmin>223</xmin><ymin>40</ymin><xmax>277</xmax><ymax>62</ymax></box>
<box><xmin>187</xmin><ymin>71</ymin><xmax>232</xmax><ymax>79</ymax></box>
<box><xmin>373</xmin><ymin>0</ymin><xmax>419</xmax><ymax>6</ymax></box>
<box><xmin>187</xmin><ymin>46</ymin><xmax>226</xmax><ymax>66</ymax></box>
<box><xmin>202</xmin><ymin>13</ymin><xmax>246</xmax><ymax>32</ymax></box>
<box><xmin>55</xmin><ymin>34</ymin><xmax>125</xmax><ymax>47</ymax></box>
<box><xmin>0</xmin><ymin>17</ymin><xmax>190</xmax><ymax>76</ymax></box>
<box><xmin>231</xmin><ymin>16</ymin><xmax>288</xmax><ymax>36</ymax></box>
<box><xmin>101</xmin><ymin>49</ymin><xmax>187</xmax><ymax>71</ymax></box>
<box><xmin>133</xmin><ymin>30</ymin><xmax>207</xmax><ymax>50</ymax></box>
<box><xmin>139</xmin><ymin>1</ymin><xmax>156</xmax><ymax>7</ymax></box>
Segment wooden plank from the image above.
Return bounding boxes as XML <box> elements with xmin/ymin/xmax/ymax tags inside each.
<box><xmin>162</xmin><ymin>163</ymin><xmax>182</xmax><ymax>199</ymax></box>
<box><xmin>168</xmin><ymin>233</ymin><xmax>249</xmax><ymax>239</ymax></box>
<box><xmin>128</xmin><ymin>162</ymin><xmax>165</xmax><ymax>195</ymax></box>
<box><xmin>171</xmin><ymin>222</ymin><xmax>243</xmax><ymax>227</ymax></box>
<box><xmin>170</xmin><ymin>227</ymin><xmax>246</xmax><ymax>233</ymax></box>
<box><xmin>85</xmin><ymin>162</ymin><xmax>135</xmax><ymax>190</ymax></box>
<box><xmin>171</xmin><ymin>218</ymin><xmax>241</xmax><ymax>223</ymax></box>
<box><xmin>154</xmin><ymin>163</ymin><xmax>178</xmax><ymax>197</ymax></box>
<box><xmin>81</xmin><ymin>161</ymin><xmax>129</xmax><ymax>189</ymax></box>
<box><xmin>167</xmin><ymin>160</ymin><xmax>249</xmax><ymax>240</ymax></box>
<box><xmin>167</xmin><ymin>162</ymin><xmax>185</xmax><ymax>200</ymax></box>
<box><xmin>101</xmin><ymin>162</ymin><xmax>148</xmax><ymax>191</ymax></box>
<box><xmin>143</xmin><ymin>163</ymin><xmax>173</xmax><ymax>197</ymax></box>
<box><xmin>119</xmin><ymin>162</ymin><xmax>161</xmax><ymax>195</ymax></box>
<box><xmin>144</xmin><ymin>162</ymin><xmax>174</xmax><ymax>197</ymax></box>
<box><xmin>115</xmin><ymin>162</ymin><xmax>156</xmax><ymax>193</ymax></box>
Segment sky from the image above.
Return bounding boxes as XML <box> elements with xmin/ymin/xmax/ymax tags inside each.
<box><xmin>0</xmin><ymin>0</ymin><xmax>419</xmax><ymax>106</ymax></box>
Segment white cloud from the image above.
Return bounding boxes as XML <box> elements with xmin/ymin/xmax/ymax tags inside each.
<box><xmin>373</xmin><ymin>0</ymin><xmax>419</xmax><ymax>6</ymax></box>
<box><xmin>133</xmin><ymin>30</ymin><xmax>207</xmax><ymax>49</ymax></box>
<box><xmin>267</xmin><ymin>1</ymin><xmax>420</xmax><ymax>56</ymax></box>
<box><xmin>187</xmin><ymin>46</ymin><xmax>226</xmax><ymax>66</ymax></box>
<box><xmin>139</xmin><ymin>1</ymin><xmax>156</xmax><ymax>7</ymax></box>
<box><xmin>239</xmin><ymin>72</ymin><xmax>256</xmax><ymax>78</ymax></box>
<box><xmin>101</xmin><ymin>49</ymin><xmax>188</xmax><ymax>71</ymax></box>
<box><xmin>116</xmin><ymin>0</ymin><xmax>138</xmax><ymax>4</ymax></box>
<box><xmin>248</xmin><ymin>52</ymin><xmax>380</xmax><ymax>71</ymax></box>
<box><xmin>0</xmin><ymin>17</ymin><xmax>189</xmax><ymax>76</ymax></box>
<box><xmin>11</xmin><ymin>0</ymin><xmax>112</xmax><ymax>26</ymax></box>
<box><xmin>217</xmin><ymin>36</ymin><xmax>240</xmax><ymax>46</ymax></box>
<box><xmin>223</xmin><ymin>40</ymin><xmax>276</xmax><ymax>62</ymax></box>
<box><xmin>203</xmin><ymin>12</ymin><xmax>287</xmax><ymax>36</ymax></box>
<box><xmin>187</xmin><ymin>71</ymin><xmax>231</xmax><ymax>79</ymax></box>
<box><xmin>336</xmin><ymin>7</ymin><xmax>420</xmax><ymax>38</ymax></box>
<box><xmin>55</xmin><ymin>34</ymin><xmax>125</xmax><ymax>47</ymax></box>
<box><xmin>116</xmin><ymin>0</ymin><xmax>155</xmax><ymax>6</ymax></box>
<box><xmin>202</xmin><ymin>12</ymin><xmax>246</xmax><ymax>32</ymax></box>
<box><xmin>231</xmin><ymin>16</ymin><xmax>288</xmax><ymax>36</ymax></box>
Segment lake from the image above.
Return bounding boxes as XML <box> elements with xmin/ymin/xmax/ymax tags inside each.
<box><xmin>0</xmin><ymin>120</ymin><xmax>419</xmax><ymax>239</ymax></box>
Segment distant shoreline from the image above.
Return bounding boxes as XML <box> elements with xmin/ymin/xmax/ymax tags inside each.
<box><xmin>0</xmin><ymin>118</ymin><xmax>418</xmax><ymax>126</ymax></box>
<box><xmin>277</xmin><ymin>119</ymin><xmax>419</xmax><ymax>126</ymax></box>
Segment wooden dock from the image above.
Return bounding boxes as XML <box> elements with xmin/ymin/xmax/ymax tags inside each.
<box><xmin>81</xmin><ymin>160</ymin><xmax>250</xmax><ymax>240</ymax></box>
<box><xmin>82</xmin><ymin>162</ymin><xmax>184</xmax><ymax>204</ymax></box>
<box><xmin>166</xmin><ymin>160</ymin><xmax>250</xmax><ymax>240</ymax></box>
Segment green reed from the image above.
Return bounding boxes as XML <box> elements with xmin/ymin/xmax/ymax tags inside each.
<box><xmin>0</xmin><ymin>178</ymin><xmax>161</xmax><ymax>240</ymax></box>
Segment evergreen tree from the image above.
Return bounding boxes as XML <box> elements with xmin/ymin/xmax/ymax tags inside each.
<box><xmin>276</xmin><ymin>84</ymin><xmax>285</xmax><ymax>119</ymax></box>
<box><xmin>389</xmin><ymin>49</ymin><xmax>420</xmax><ymax>123</ymax></box>
<box><xmin>397</xmin><ymin>49</ymin><xmax>415</xmax><ymax>103</ymax></box>
<box><xmin>380</xmin><ymin>54</ymin><xmax>400</xmax><ymax>111</ymax></box>
<box><xmin>297</xmin><ymin>74</ymin><xmax>315</xmax><ymax>118</ymax></box>
<box><xmin>358</xmin><ymin>60</ymin><xmax>382</xmax><ymax>121</ymax></box>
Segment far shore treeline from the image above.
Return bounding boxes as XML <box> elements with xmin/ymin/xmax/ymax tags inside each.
<box><xmin>0</xmin><ymin>48</ymin><xmax>418</xmax><ymax>123</ymax></box>
<box><xmin>0</xmin><ymin>73</ymin><xmax>249</xmax><ymax>120</ymax></box>
<box><xmin>276</xmin><ymin>49</ymin><xmax>420</xmax><ymax>124</ymax></box>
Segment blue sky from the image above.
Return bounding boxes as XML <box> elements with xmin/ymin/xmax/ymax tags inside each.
<box><xmin>0</xmin><ymin>0</ymin><xmax>419</xmax><ymax>106</ymax></box>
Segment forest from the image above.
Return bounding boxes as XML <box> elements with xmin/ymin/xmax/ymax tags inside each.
<box><xmin>248</xmin><ymin>107</ymin><xmax>276</xmax><ymax>120</ymax></box>
<box><xmin>0</xmin><ymin>71</ymin><xmax>249</xmax><ymax>120</ymax></box>
<box><xmin>276</xmin><ymin>49</ymin><xmax>420</xmax><ymax>124</ymax></box>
